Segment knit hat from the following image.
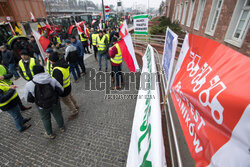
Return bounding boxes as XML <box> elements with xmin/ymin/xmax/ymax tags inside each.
<box><xmin>49</xmin><ymin>52</ymin><xmax>59</xmax><ymax>62</ymax></box>
<box><xmin>33</xmin><ymin>65</ymin><xmax>45</xmax><ymax>75</ymax></box>
<box><xmin>20</xmin><ymin>49</ymin><xmax>29</xmax><ymax>56</ymax></box>
<box><xmin>45</xmin><ymin>48</ymin><xmax>53</xmax><ymax>54</ymax></box>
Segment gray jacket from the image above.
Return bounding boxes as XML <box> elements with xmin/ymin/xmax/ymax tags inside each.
<box><xmin>24</xmin><ymin>72</ymin><xmax>64</xmax><ymax>102</ymax></box>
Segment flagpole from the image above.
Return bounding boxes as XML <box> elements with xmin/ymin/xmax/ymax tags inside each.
<box><xmin>101</xmin><ymin>0</ymin><xmax>106</xmax><ymax>24</ymax></box>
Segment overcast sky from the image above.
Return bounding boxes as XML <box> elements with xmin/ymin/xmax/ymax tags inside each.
<box><xmin>92</xmin><ymin>0</ymin><xmax>162</xmax><ymax>9</ymax></box>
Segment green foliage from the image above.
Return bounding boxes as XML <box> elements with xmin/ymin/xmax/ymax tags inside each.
<box><xmin>149</xmin><ymin>17</ymin><xmax>183</xmax><ymax>35</ymax></box>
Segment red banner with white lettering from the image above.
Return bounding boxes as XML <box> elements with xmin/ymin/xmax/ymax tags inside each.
<box><xmin>170</xmin><ymin>33</ymin><xmax>250</xmax><ymax>167</ymax></box>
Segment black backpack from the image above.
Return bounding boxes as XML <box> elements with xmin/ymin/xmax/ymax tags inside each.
<box><xmin>33</xmin><ymin>81</ymin><xmax>57</xmax><ymax>109</ymax></box>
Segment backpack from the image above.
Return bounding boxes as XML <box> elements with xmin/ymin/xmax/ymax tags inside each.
<box><xmin>33</xmin><ymin>81</ymin><xmax>57</xmax><ymax>109</ymax></box>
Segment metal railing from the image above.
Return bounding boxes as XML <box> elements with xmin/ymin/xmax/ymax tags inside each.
<box><xmin>132</xmin><ymin>34</ymin><xmax>184</xmax><ymax>167</ymax></box>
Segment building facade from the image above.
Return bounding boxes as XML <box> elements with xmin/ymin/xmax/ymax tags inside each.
<box><xmin>167</xmin><ymin>0</ymin><xmax>249</xmax><ymax>56</ymax></box>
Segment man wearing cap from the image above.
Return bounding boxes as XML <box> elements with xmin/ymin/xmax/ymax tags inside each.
<box><xmin>45</xmin><ymin>48</ymin><xmax>54</xmax><ymax>76</ymax></box>
<box><xmin>18</xmin><ymin>49</ymin><xmax>39</xmax><ymax>81</ymax></box>
<box><xmin>65</xmin><ymin>39</ymin><xmax>81</xmax><ymax>82</ymax></box>
<box><xmin>49</xmin><ymin>52</ymin><xmax>79</xmax><ymax>120</ymax></box>
<box><xmin>96</xmin><ymin>30</ymin><xmax>108</xmax><ymax>71</ymax></box>
<box><xmin>71</xmin><ymin>36</ymin><xmax>86</xmax><ymax>75</ymax></box>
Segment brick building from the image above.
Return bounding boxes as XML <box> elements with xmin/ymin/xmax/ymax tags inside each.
<box><xmin>167</xmin><ymin>0</ymin><xmax>249</xmax><ymax>56</ymax></box>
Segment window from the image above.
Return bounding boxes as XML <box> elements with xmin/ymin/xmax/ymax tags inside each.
<box><xmin>194</xmin><ymin>0</ymin><xmax>206</xmax><ymax>30</ymax></box>
<box><xmin>181</xmin><ymin>1</ymin><xmax>189</xmax><ymax>25</ymax></box>
<box><xmin>225</xmin><ymin>0</ymin><xmax>250</xmax><ymax>47</ymax></box>
<box><xmin>175</xmin><ymin>4</ymin><xmax>179</xmax><ymax>21</ymax></box>
<box><xmin>186</xmin><ymin>0</ymin><xmax>195</xmax><ymax>27</ymax></box>
<box><xmin>178</xmin><ymin>3</ymin><xmax>183</xmax><ymax>21</ymax></box>
<box><xmin>205</xmin><ymin>0</ymin><xmax>224</xmax><ymax>36</ymax></box>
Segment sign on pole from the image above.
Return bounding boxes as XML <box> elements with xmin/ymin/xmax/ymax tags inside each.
<box><xmin>126</xmin><ymin>45</ymin><xmax>166</xmax><ymax>167</ymax></box>
<box><xmin>105</xmin><ymin>5</ymin><xmax>110</xmax><ymax>12</ymax></box>
<box><xmin>162</xmin><ymin>27</ymin><xmax>178</xmax><ymax>94</ymax></box>
<box><xmin>133</xmin><ymin>14</ymin><xmax>149</xmax><ymax>35</ymax></box>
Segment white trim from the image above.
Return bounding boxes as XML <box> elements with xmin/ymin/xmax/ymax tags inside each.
<box><xmin>194</xmin><ymin>0</ymin><xmax>206</xmax><ymax>30</ymax></box>
<box><xmin>224</xmin><ymin>0</ymin><xmax>250</xmax><ymax>48</ymax></box>
<box><xmin>178</xmin><ymin>3</ymin><xmax>183</xmax><ymax>21</ymax></box>
<box><xmin>205</xmin><ymin>0</ymin><xmax>224</xmax><ymax>36</ymax></box>
<box><xmin>181</xmin><ymin>1</ymin><xmax>189</xmax><ymax>25</ymax></box>
<box><xmin>186</xmin><ymin>0</ymin><xmax>196</xmax><ymax>27</ymax></box>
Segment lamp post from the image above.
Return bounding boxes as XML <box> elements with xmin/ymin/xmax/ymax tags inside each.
<box><xmin>101</xmin><ymin>0</ymin><xmax>106</xmax><ymax>23</ymax></box>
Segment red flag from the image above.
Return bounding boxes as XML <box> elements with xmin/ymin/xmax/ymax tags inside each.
<box><xmin>119</xmin><ymin>20</ymin><xmax>129</xmax><ymax>38</ymax></box>
<box><xmin>91</xmin><ymin>20</ymin><xmax>96</xmax><ymax>25</ymax></box>
<box><xmin>30</xmin><ymin>12</ymin><xmax>36</xmax><ymax>21</ymax></box>
<box><xmin>32</xmin><ymin>29</ymin><xmax>50</xmax><ymax>51</ymax></box>
<box><xmin>118</xmin><ymin>34</ymin><xmax>139</xmax><ymax>72</ymax></box>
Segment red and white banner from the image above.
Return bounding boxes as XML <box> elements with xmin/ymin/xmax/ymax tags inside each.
<box><xmin>170</xmin><ymin>33</ymin><xmax>250</xmax><ymax>166</ymax></box>
<box><xmin>118</xmin><ymin>35</ymin><xmax>139</xmax><ymax>72</ymax></box>
<box><xmin>119</xmin><ymin>20</ymin><xmax>129</xmax><ymax>38</ymax></box>
<box><xmin>75</xmin><ymin>20</ymin><xmax>84</xmax><ymax>35</ymax></box>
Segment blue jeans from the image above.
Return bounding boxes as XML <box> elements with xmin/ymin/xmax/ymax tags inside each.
<box><xmin>8</xmin><ymin>63</ymin><xmax>19</xmax><ymax>78</ymax></box>
<box><xmin>34</xmin><ymin>53</ymin><xmax>45</xmax><ymax>65</ymax></box>
<box><xmin>78</xmin><ymin>56</ymin><xmax>86</xmax><ymax>73</ymax></box>
<box><xmin>70</xmin><ymin>63</ymin><xmax>81</xmax><ymax>81</ymax></box>
<box><xmin>98</xmin><ymin>53</ymin><xmax>108</xmax><ymax>70</ymax></box>
<box><xmin>6</xmin><ymin>105</ymin><xmax>26</xmax><ymax>131</ymax></box>
<box><xmin>112</xmin><ymin>65</ymin><xmax>123</xmax><ymax>86</ymax></box>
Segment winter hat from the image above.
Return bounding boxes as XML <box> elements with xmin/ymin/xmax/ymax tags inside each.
<box><xmin>20</xmin><ymin>49</ymin><xmax>29</xmax><ymax>56</ymax></box>
<box><xmin>33</xmin><ymin>65</ymin><xmax>45</xmax><ymax>75</ymax></box>
<box><xmin>49</xmin><ymin>52</ymin><xmax>59</xmax><ymax>62</ymax></box>
<box><xmin>45</xmin><ymin>48</ymin><xmax>53</xmax><ymax>54</ymax></box>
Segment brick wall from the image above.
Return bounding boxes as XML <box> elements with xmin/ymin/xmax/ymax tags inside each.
<box><xmin>168</xmin><ymin>0</ymin><xmax>249</xmax><ymax>56</ymax></box>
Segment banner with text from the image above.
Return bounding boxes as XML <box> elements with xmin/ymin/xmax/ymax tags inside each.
<box><xmin>162</xmin><ymin>27</ymin><xmax>178</xmax><ymax>94</ymax></box>
<box><xmin>133</xmin><ymin>14</ymin><xmax>148</xmax><ymax>35</ymax></box>
<box><xmin>127</xmin><ymin>45</ymin><xmax>166</xmax><ymax>167</ymax></box>
<box><xmin>170</xmin><ymin>33</ymin><xmax>250</xmax><ymax>166</ymax></box>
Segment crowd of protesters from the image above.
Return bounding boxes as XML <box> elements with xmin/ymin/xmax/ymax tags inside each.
<box><xmin>0</xmin><ymin>21</ymin><xmax>124</xmax><ymax>139</ymax></box>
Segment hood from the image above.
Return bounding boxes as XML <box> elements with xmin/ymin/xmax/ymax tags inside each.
<box><xmin>53</xmin><ymin>59</ymin><xmax>69</xmax><ymax>68</ymax></box>
<box><xmin>33</xmin><ymin>72</ymin><xmax>52</xmax><ymax>84</ymax></box>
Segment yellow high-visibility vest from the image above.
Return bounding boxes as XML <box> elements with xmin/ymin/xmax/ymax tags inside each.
<box><xmin>0</xmin><ymin>65</ymin><xmax>12</xmax><ymax>85</ymax></box>
<box><xmin>92</xmin><ymin>33</ymin><xmax>98</xmax><ymax>46</ymax></box>
<box><xmin>97</xmin><ymin>35</ymin><xmax>106</xmax><ymax>51</ymax></box>
<box><xmin>80</xmin><ymin>34</ymin><xmax>87</xmax><ymax>42</ymax></box>
<box><xmin>0</xmin><ymin>81</ymin><xmax>18</xmax><ymax>107</ymax></box>
<box><xmin>111</xmin><ymin>43</ymin><xmax>122</xmax><ymax>64</ymax></box>
<box><xmin>46</xmin><ymin>59</ymin><xmax>53</xmax><ymax>76</ymax></box>
<box><xmin>18</xmin><ymin>58</ymin><xmax>36</xmax><ymax>81</ymax></box>
<box><xmin>56</xmin><ymin>36</ymin><xmax>61</xmax><ymax>44</ymax></box>
<box><xmin>52</xmin><ymin>67</ymin><xmax>70</xmax><ymax>88</ymax></box>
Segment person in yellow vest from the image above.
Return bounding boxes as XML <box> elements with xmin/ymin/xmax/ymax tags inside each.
<box><xmin>109</xmin><ymin>33</ymin><xmax>123</xmax><ymax>90</ymax></box>
<box><xmin>0</xmin><ymin>79</ymin><xmax>31</xmax><ymax>132</ymax></box>
<box><xmin>96</xmin><ymin>30</ymin><xmax>108</xmax><ymax>71</ymax></box>
<box><xmin>103</xmin><ymin>29</ymin><xmax>110</xmax><ymax>44</ymax></box>
<box><xmin>49</xmin><ymin>52</ymin><xmax>80</xmax><ymax>120</ymax></box>
<box><xmin>80</xmin><ymin>33</ymin><xmax>91</xmax><ymax>54</ymax></box>
<box><xmin>0</xmin><ymin>64</ymin><xmax>32</xmax><ymax>111</ymax></box>
<box><xmin>55</xmin><ymin>36</ymin><xmax>62</xmax><ymax>46</ymax></box>
<box><xmin>91</xmin><ymin>29</ymin><xmax>99</xmax><ymax>61</ymax></box>
<box><xmin>45</xmin><ymin>48</ymin><xmax>54</xmax><ymax>76</ymax></box>
<box><xmin>18</xmin><ymin>50</ymin><xmax>38</xmax><ymax>81</ymax></box>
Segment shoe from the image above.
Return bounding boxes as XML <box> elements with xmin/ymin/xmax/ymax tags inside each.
<box><xmin>23</xmin><ymin>117</ymin><xmax>31</xmax><ymax>124</ymax></box>
<box><xmin>112</xmin><ymin>86</ymin><xmax>121</xmax><ymax>90</ymax></box>
<box><xmin>20</xmin><ymin>124</ymin><xmax>31</xmax><ymax>132</ymax></box>
<box><xmin>105</xmin><ymin>68</ymin><xmax>108</xmax><ymax>72</ymax></box>
<box><xmin>21</xmin><ymin>106</ymin><xmax>32</xmax><ymax>111</ymax></box>
<box><xmin>99</xmin><ymin>68</ymin><xmax>101</xmax><ymax>71</ymax></box>
<box><xmin>67</xmin><ymin>112</ymin><xmax>78</xmax><ymax>121</ymax></box>
<box><xmin>44</xmin><ymin>132</ymin><xmax>56</xmax><ymax>139</ymax></box>
<box><xmin>60</xmin><ymin>126</ymin><xmax>65</xmax><ymax>132</ymax></box>
<box><xmin>73</xmin><ymin>80</ymin><xmax>78</xmax><ymax>83</ymax></box>
<box><xmin>81</xmin><ymin>72</ymin><xmax>86</xmax><ymax>76</ymax></box>
<box><xmin>111</xmin><ymin>77</ymin><xmax>115</xmax><ymax>83</ymax></box>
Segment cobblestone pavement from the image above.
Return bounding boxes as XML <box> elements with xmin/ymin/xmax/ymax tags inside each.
<box><xmin>0</xmin><ymin>53</ymin><xmax>139</xmax><ymax>167</ymax></box>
